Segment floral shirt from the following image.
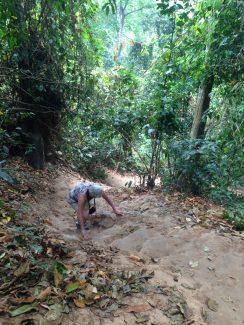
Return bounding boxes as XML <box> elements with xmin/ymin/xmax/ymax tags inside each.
<box><xmin>68</xmin><ymin>182</ymin><xmax>91</xmax><ymax>203</ymax></box>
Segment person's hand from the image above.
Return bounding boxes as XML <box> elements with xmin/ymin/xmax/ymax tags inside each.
<box><xmin>113</xmin><ymin>207</ymin><xmax>123</xmax><ymax>216</ymax></box>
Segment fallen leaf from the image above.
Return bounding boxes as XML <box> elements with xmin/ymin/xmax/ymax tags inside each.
<box><xmin>54</xmin><ymin>267</ymin><xmax>62</xmax><ymax>287</ymax></box>
<box><xmin>31</xmin><ymin>244</ymin><xmax>43</xmax><ymax>254</ymax></box>
<box><xmin>0</xmin><ymin>301</ymin><xmax>9</xmax><ymax>314</ymax></box>
<box><xmin>43</xmin><ymin>219</ymin><xmax>52</xmax><ymax>226</ymax></box>
<box><xmin>14</xmin><ymin>262</ymin><xmax>30</xmax><ymax>277</ymax></box>
<box><xmin>49</xmin><ymin>238</ymin><xmax>65</xmax><ymax>245</ymax></box>
<box><xmin>37</xmin><ymin>287</ymin><xmax>52</xmax><ymax>300</ymax></box>
<box><xmin>10</xmin><ymin>304</ymin><xmax>37</xmax><ymax>317</ymax></box>
<box><xmin>129</xmin><ymin>255</ymin><xmax>145</xmax><ymax>263</ymax></box>
<box><xmin>66</xmin><ymin>282</ymin><xmax>79</xmax><ymax>293</ymax></box>
<box><xmin>47</xmin><ymin>247</ymin><xmax>53</xmax><ymax>255</ymax></box>
<box><xmin>73</xmin><ymin>299</ymin><xmax>86</xmax><ymax>308</ymax></box>
<box><xmin>206</xmin><ymin>298</ymin><xmax>218</xmax><ymax>312</ymax></box>
<box><xmin>40</xmin><ymin>304</ymin><xmax>50</xmax><ymax>310</ymax></box>
<box><xmin>15</xmin><ymin>296</ymin><xmax>36</xmax><ymax>303</ymax></box>
<box><xmin>97</xmin><ymin>270</ymin><xmax>108</xmax><ymax>278</ymax></box>
<box><xmin>66</xmin><ymin>280</ymin><xmax>86</xmax><ymax>293</ymax></box>
<box><xmin>84</xmin><ymin>284</ymin><xmax>98</xmax><ymax>300</ymax></box>
<box><xmin>125</xmin><ymin>304</ymin><xmax>151</xmax><ymax>313</ymax></box>
<box><xmin>0</xmin><ymin>230</ymin><xmax>8</xmax><ymax>242</ymax></box>
<box><xmin>0</xmin><ymin>252</ymin><xmax>6</xmax><ymax>259</ymax></box>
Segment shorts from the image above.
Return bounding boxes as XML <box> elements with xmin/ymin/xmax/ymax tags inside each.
<box><xmin>67</xmin><ymin>197</ymin><xmax>78</xmax><ymax>211</ymax></box>
<box><xmin>67</xmin><ymin>196</ymin><xmax>89</xmax><ymax>212</ymax></box>
<box><xmin>69</xmin><ymin>201</ymin><xmax>78</xmax><ymax>211</ymax></box>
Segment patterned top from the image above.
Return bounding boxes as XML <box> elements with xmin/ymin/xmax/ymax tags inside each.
<box><xmin>68</xmin><ymin>182</ymin><xmax>90</xmax><ymax>203</ymax></box>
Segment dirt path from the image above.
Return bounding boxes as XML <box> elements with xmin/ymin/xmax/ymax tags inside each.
<box><xmin>105</xmin><ymin>169</ymin><xmax>140</xmax><ymax>187</ymax></box>
<box><xmin>33</xmin><ymin>170</ymin><xmax>244</xmax><ymax>325</ymax></box>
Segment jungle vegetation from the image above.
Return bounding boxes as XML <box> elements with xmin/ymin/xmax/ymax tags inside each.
<box><xmin>0</xmin><ymin>0</ymin><xmax>243</xmax><ymax>225</ymax></box>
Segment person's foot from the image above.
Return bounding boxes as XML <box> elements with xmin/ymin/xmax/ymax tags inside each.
<box><xmin>76</xmin><ymin>221</ymin><xmax>89</xmax><ymax>230</ymax></box>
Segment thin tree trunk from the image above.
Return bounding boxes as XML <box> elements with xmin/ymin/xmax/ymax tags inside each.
<box><xmin>191</xmin><ymin>74</ymin><xmax>214</xmax><ymax>139</ymax></box>
<box><xmin>115</xmin><ymin>4</ymin><xmax>125</xmax><ymax>62</ymax></box>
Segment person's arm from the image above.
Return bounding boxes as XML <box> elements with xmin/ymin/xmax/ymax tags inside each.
<box><xmin>77</xmin><ymin>193</ymin><xmax>89</xmax><ymax>238</ymax></box>
<box><xmin>102</xmin><ymin>192</ymin><xmax>123</xmax><ymax>216</ymax></box>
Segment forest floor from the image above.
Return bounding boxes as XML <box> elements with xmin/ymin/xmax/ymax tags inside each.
<box><xmin>0</xmin><ymin>161</ymin><xmax>244</xmax><ymax>325</ymax></box>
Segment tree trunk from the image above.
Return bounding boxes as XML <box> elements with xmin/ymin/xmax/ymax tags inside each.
<box><xmin>189</xmin><ymin>74</ymin><xmax>214</xmax><ymax>194</ymax></box>
<box><xmin>25</xmin><ymin>123</ymin><xmax>45</xmax><ymax>170</ymax></box>
<box><xmin>115</xmin><ymin>4</ymin><xmax>125</xmax><ymax>62</ymax></box>
<box><xmin>191</xmin><ymin>74</ymin><xmax>214</xmax><ymax>139</ymax></box>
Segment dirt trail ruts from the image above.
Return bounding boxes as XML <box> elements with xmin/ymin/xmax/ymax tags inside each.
<box><xmin>33</xmin><ymin>170</ymin><xmax>244</xmax><ymax>325</ymax></box>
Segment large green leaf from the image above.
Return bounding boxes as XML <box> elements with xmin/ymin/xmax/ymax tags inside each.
<box><xmin>10</xmin><ymin>304</ymin><xmax>37</xmax><ymax>317</ymax></box>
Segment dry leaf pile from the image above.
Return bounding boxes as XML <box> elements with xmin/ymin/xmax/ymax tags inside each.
<box><xmin>0</xmin><ymin>219</ymin><xmax>155</xmax><ymax>320</ymax></box>
<box><xmin>166</xmin><ymin>194</ymin><xmax>237</xmax><ymax>233</ymax></box>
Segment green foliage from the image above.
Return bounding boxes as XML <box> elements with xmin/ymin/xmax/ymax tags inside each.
<box><xmin>102</xmin><ymin>0</ymin><xmax>117</xmax><ymax>15</ymax></box>
<box><xmin>167</xmin><ymin>139</ymin><xmax>224</xmax><ymax>195</ymax></box>
<box><xmin>0</xmin><ymin>0</ymin><xmax>243</xmax><ymax>212</ymax></box>
<box><xmin>0</xmin><ymin>0</ymin><xmax>99</xmax><ymax>164</ymax></box>
<box><xmin>61</xmin><ymin>67</ymin><xmax>141</xmax><ymax>173</ymax></box>
<box><xmin>224</xmin><ymin>203</ymin><xmax>244</xmax><ymax>231</ymax></box>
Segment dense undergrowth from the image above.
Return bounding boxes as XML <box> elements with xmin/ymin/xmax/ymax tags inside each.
<box><xmin>0</xmin><ymin>0</ymin><xmax>243</xmax><ymax>226</ymax></box>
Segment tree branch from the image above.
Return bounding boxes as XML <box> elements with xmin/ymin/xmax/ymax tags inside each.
<box><xmin>123</xmin><ymin>0</ymin><xmax>130</xmax><ymax>10</ymax></box>
<box><xmin>125</xmin><ymin>5</ymin><xmax>153</xmax><ymax>17</ymax></box>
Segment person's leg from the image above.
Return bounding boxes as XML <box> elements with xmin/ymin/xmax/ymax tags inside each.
<box><xmin>68</xmin><ymin>198</ymin><xmax>90</xmax><ymax>230</ymax></box>
<box><xmin>68</xmin><ymin>200</ymin><xmax>81</xmax><ymax>229</ymax></box>
<box><xmin>76</xmin><ymin>209</ymin><xmax>89</xmax><ymax>230</ymax></box>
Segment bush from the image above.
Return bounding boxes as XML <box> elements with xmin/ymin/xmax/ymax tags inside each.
<box><xmin>224</xmin><ymin>202</ymin><xmax>244</xmax><ymax>231</ymax></box>
<box><xmin>168</xmin><ymin>139</ymin><xmax>225</xmax><ymax>195</ymax></box>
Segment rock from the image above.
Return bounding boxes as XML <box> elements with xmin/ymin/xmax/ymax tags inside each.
<box><xmin>45</xmin><ymin>303</ymin><xmax>63</xmax><ymax>322</ymax></box>
<box><xmin>0</xmin><ymin>170</ymin><xmax>15</xmax><ymax>185</ymax></box>
<box><xmin>189</xmin><ymin>260</ymin><xmax>199</xmax><ymax>268</ymax></box>
<box><xmin>206</xmin><ymin>298</ymin><xmax>218</xmax><ymax>312</ymax></box>
<box><xmin>99</xmin><ymin>217</ymin><xmax>115</xmax><ymax>229</ymax></box>
<box><xmin>151</xmin><ymin>257</ymin><xmax>160</xmax><ymax>263</ymax></box>
<box><xmin>204</xmin><ymin>246</ymin><xmax>210</xmax><ymax>252</ymax></box>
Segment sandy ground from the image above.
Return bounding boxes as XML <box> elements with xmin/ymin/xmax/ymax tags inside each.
<box><xmin>32</xmin><ymin>169</ymin><xmax>244</xmax><ymax>325</ymax></box>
